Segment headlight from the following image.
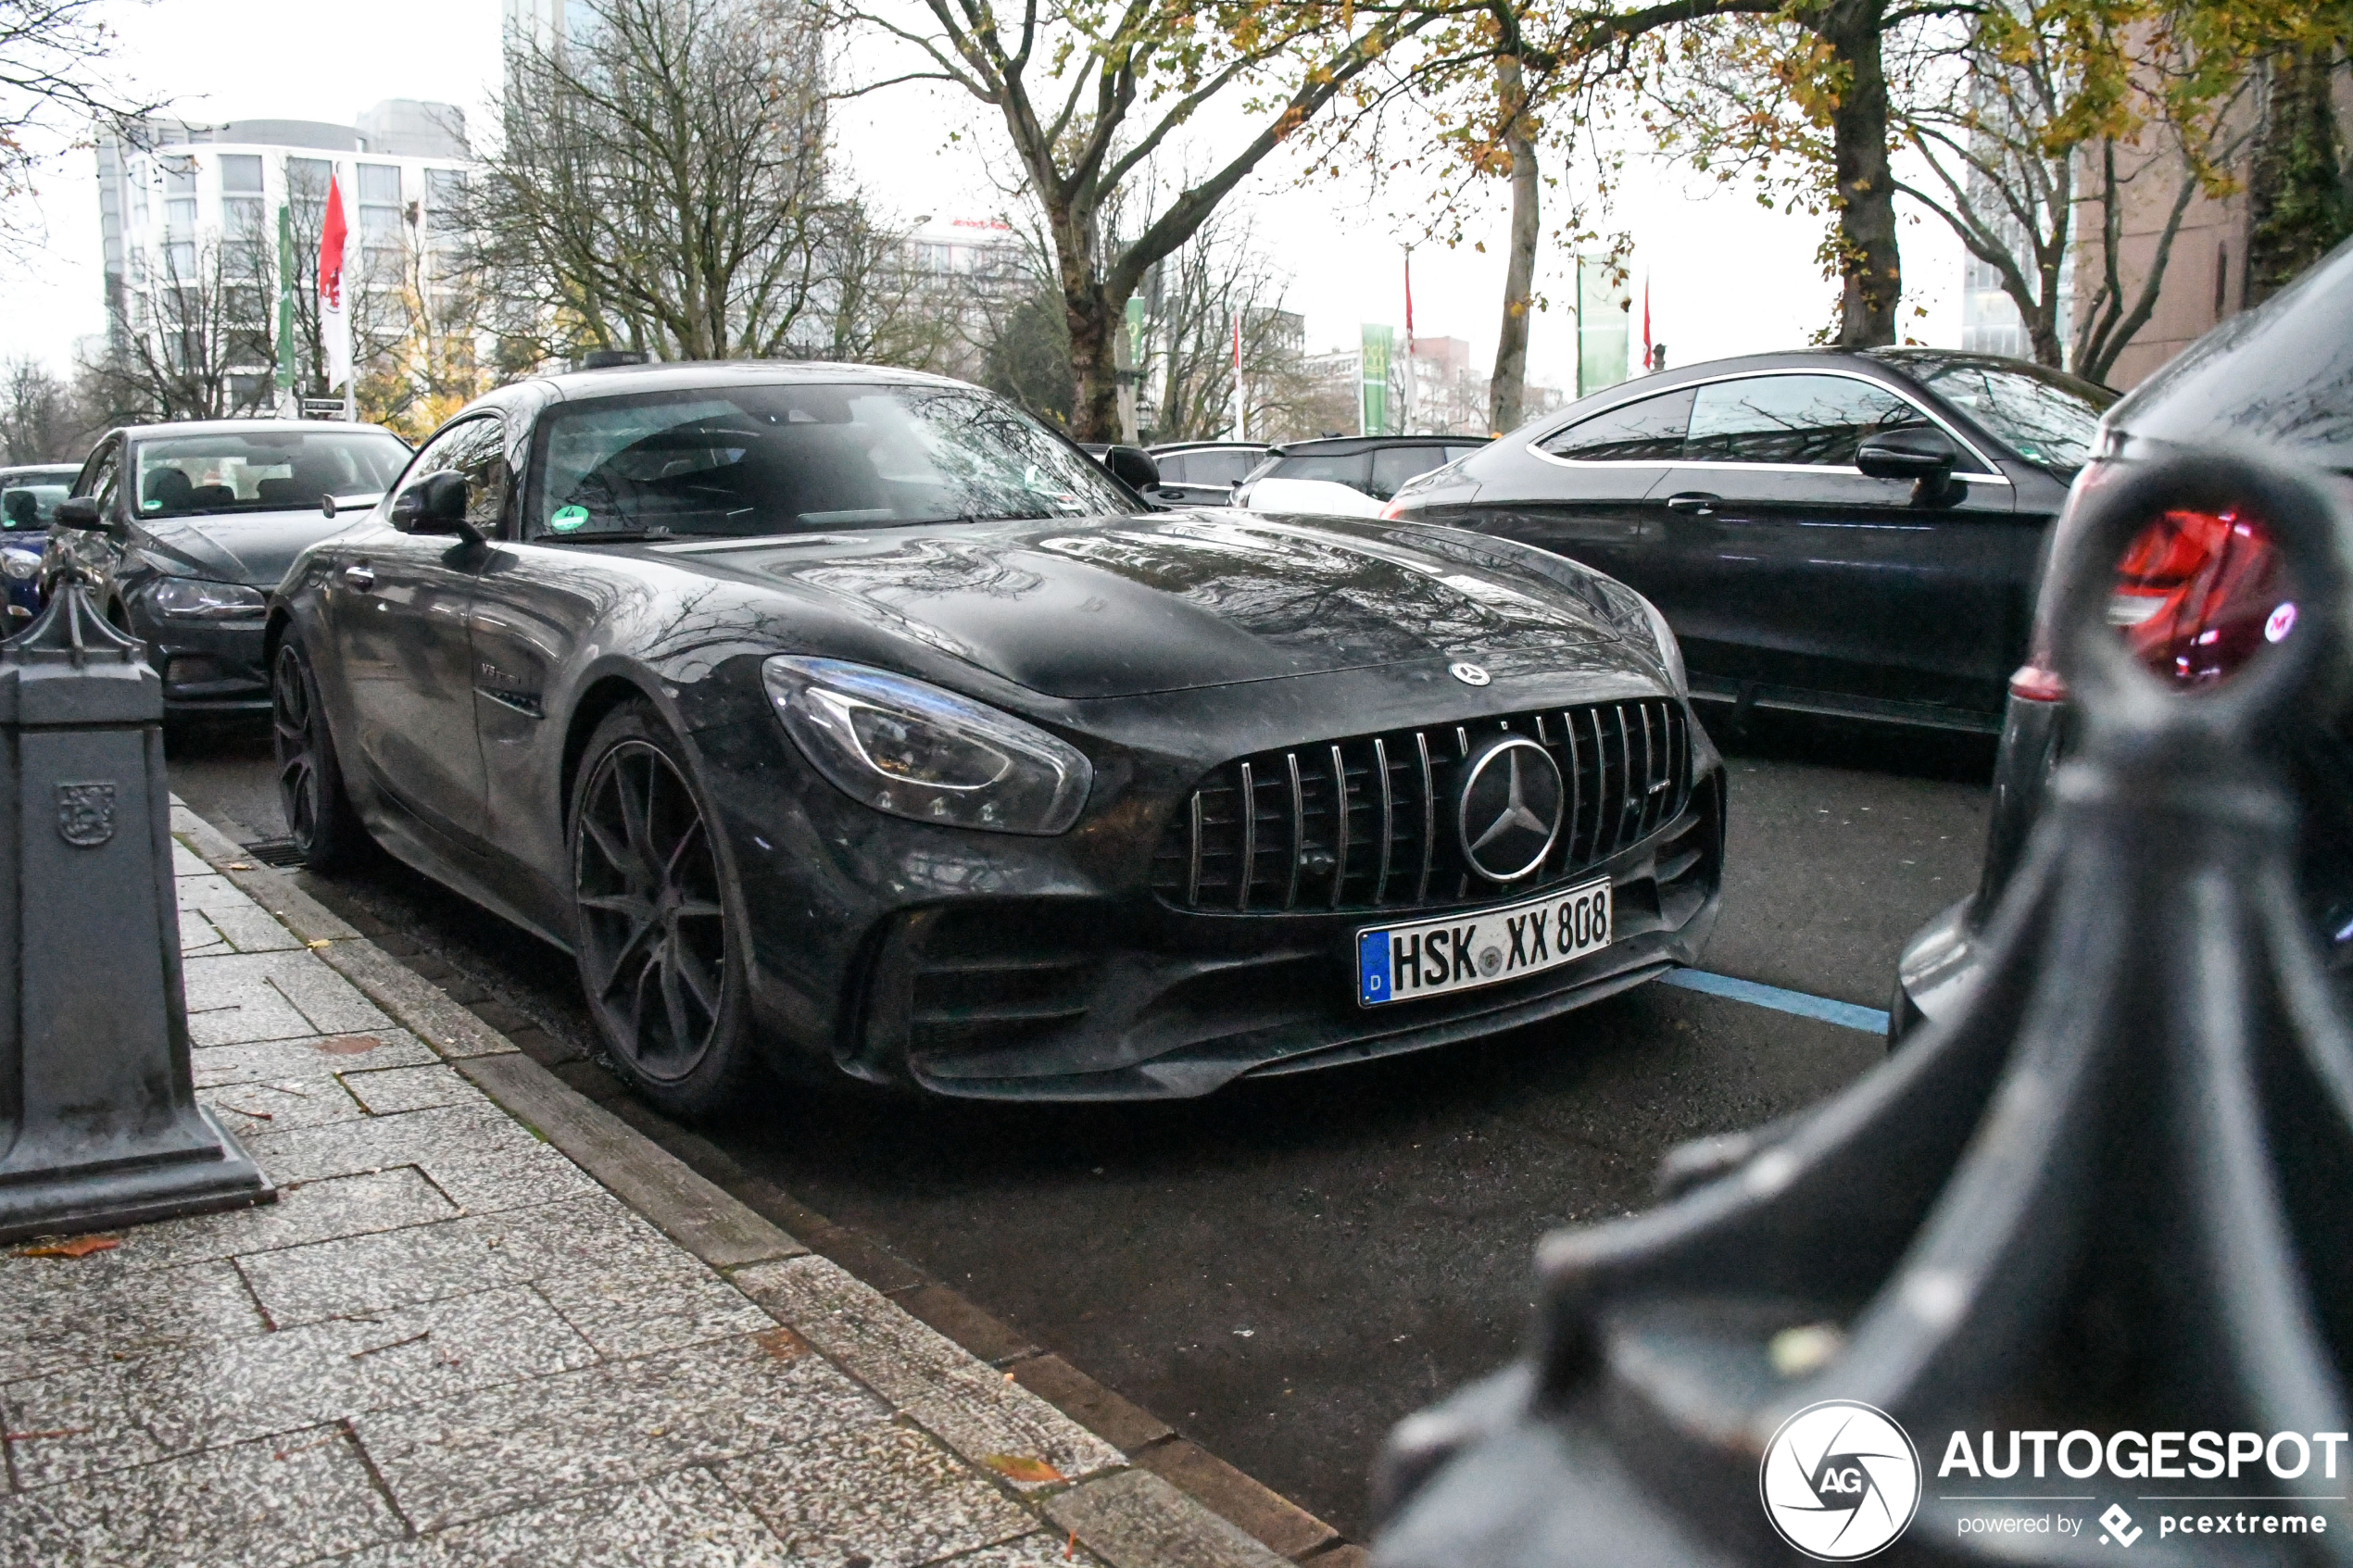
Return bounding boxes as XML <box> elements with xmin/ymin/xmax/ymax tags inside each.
<box><xmin>151</xmin><ymin>578</ymin><xmax>267</xmax><ymax>620</ymax></box>
<box><xmin>1</xmin><ymin>551</ymin><xmax>37</xmax><ymax>582</ymax></box>
<box><xmin>1639</xmin><ymin>594</ymin><xmax>1688</xmax><ymax>695</ymax></box>
<box><xmin>761</xmin><ymin>656</ymin><xmax>1093</xmax><ymax>835</ymax></box>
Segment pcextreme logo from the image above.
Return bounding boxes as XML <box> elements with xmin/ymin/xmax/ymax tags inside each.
<box><xmin>1759</xmin><ymin>1401</ymin><xmax>1923</xmax><ymax>1561</ymax></box>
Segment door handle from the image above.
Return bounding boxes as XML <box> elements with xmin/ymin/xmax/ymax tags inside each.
<box><xmin>1664</xmin><ymin>493</ymin><xmax>1721</xmax><ymax>516</ymax></box>
<box><xmin>341</xmin><ymin>563</ymin><xmax>376</xmax><ymax>590</ymax></box>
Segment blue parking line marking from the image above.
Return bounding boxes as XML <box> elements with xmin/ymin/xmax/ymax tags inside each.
<box><xmin>1660</xmin><ymin>968</ymin><xmax>1891</xmax><ymax>1035</ymax></box>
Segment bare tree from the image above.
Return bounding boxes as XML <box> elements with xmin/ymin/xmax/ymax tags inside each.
<box><xmin>0</xmin><ymin>356</ymin><xmax>90</xmax><ymax>461</ymax></box>
<box><xmin>0</xmin><ymin>0</ymin><xmax>158</xmax><ymax>243</ymax></box>
<box><xmin>1134</xmin><ymin>213</ymin><xmax>1307</xmax><ymax>443</ymax></box>
<box><xmin>476</xmin><ymin>0</ymin><xmax>900</xmax><ymax>363</ymax></box>
<box><xmin>829</xmin><ymin>0</ymin><xmax>1460</xmax><ymax>440</ymax></box>
<box><xmin>86</xmin><ymin>230</ymin><xmax>275</xmax><ymax>422</ymax></box>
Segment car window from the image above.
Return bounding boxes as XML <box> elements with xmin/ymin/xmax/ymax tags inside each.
<box><xmin>1369</xmin><ymin>446</ymin><xmax>1453</xmax><ymax>500</ymax></box>
<box><xmin>0</xmin><ymin>483</ymin><xmax>68</xmax><ymax>528</ymax></box>
<box><xmin>1160</xmin><ymin>450</ymin><xmax>1257</xmax><ymax>487</ymax></box>
<box><xmin>393</xmin><ymin>416</ymin><xmax>510</xmax><ymax>530</ymax></box>
<box><xmin>82</xmin><ymin>441</ymin><xmax>121</xmax><ymax>512</ymax></box>
<box><xmin>1271</xmin><ymin>452</ymin><xmax>1373</xmax><ymax>493</ymax></box>
<box><xmin>1443</xmin><ymin>445</ymin><xmax>1486</xmax><ymax>464</ymax></box>
<box><xmin>1919</xmin><ymin>363</ymin><xmax>2111</xmax><ymax>476</ymax></box>
<box><xmin>526</xmin><ymin>383</ymin><xmax>1139</xmax><ymax>541</ymax></box>
<box><xmin>133</xmin><ymin>429</ymin><xmax>410</xmax><ymax>517</ymax></box>
<box><xmin>1539</xmin><ymin>388</ymin><xmax>1695</xmax><ymax>461</ymax></box>
<box><xmin>1685</xmin><ymin>375</ymin><xmax>1927</xmax><ymax>466</ymax></box>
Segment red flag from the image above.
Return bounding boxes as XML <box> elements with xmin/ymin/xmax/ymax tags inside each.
<box><xmin>1641</xmin><ymin>274</ymin><xmax>1653</xmax><ymax>365</ymax></box>
<box><xmin>319</xmin><ymin>174</ymin><xmax>348</xmax><ymax>310</ymax></box>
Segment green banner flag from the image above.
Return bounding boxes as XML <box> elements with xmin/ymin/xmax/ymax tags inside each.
<box><xmin>1360</xmin><ymin>324</ymin><xmax>1394</xmax><ymax>436</ymax></box>
<box><xmin>1576</xmin><ymin>258</ymin><xmax>1629</xmax><ymax>398</ymax></box>
<box><xmin>275</xmin><ymin>203</ymin><xmax>297</xmax><ymax>395</ymax></box>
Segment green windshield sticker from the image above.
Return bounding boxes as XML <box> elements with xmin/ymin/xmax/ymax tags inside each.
<box><xmin>549</xmin><ymin>506</ymin><xmax>589</xmax><ymax>533</ymax></box>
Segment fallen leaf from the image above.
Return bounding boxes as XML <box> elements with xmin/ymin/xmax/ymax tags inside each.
<box><xmin>224</xmin><ymin>861</ymin><xmax>254</xmax><ymax>871</ymax></box>
<box><xmin>17</xmin><ymin>1236</ymin><xmax>117</xmax><ymax>1259</ymax></box>
<box><xmin>305</xmin><ymin>939</ymin><xmax>332</xmax><ymax>949</ymax></box>
<box><xmin>982</xmin><ymin>1454</ymin><xmax>1064</xmax><ymax>1484</ymax></box>
<box><xmin>754</xmin><ymin>1326</ymin><xmax>812</xmax><ymax>1361</ymax></box>
<box><xmin>313</xmin><ymin>1035</ymin><xmax>382</xmax><ymax>1056</ymax></box>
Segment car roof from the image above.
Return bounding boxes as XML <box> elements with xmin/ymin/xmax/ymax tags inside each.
<box><xmin>2111</xmin><ymin>234</ymin><xmax>2353</xmax><ymax>466</ymax></box>
<box><xmin>526</xmin><ymin>359</ymin><xmax>970</xmax><ymax>403</ymax></box>
<box><xmin>0</xmin><ymin>464</ymin><xmax>79</xmax><ymax>478</ymax></box>
<box><xmin>113</xmin><ymin>419</ymin><xmax>405</xmax><ymax>443</ymax></box>
<box><xmin>1267</xmin><ymin>434</ymin><xmax>1478</xmax><ymax>457</ymax></box>
<box><xmin>1147</xmin><ymin>441</ymin><xmax>1265</xmax><ymax>454</ymax></box>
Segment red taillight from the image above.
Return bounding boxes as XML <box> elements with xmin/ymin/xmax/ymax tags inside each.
<box><xmin>2109</xmin><ymin>508</ymin><xmax>2286</xmax><ymax>688</ymax></box>
<box><xmin>1378</xmin><ymin>499</ymin><xmax>1407</xmax><ymax>521</ymax></box>
<box><xmin>2008</xmin><ymin>663</ymin><xmax>2066</xmax><ymax>702</ymax></box>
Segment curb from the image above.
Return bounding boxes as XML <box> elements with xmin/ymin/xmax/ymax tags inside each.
<box><xmin>172</xmin><ymin>805</ymin><xmax>1369</xmax><ymax>1568</ymax></box>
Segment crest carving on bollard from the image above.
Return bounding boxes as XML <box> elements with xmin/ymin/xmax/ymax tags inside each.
<box><xmin>1372</xmin><ymin>448</ymin><xmax>2353</xmax><ymax>1567</ymax></box>
<box><xmin>55</xmin><ymin>781</ymin><xmax>117</xmax><ymax>847</ymax></box>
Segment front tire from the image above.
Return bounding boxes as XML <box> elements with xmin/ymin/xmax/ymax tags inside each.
<box><xmin>569</xmin><ymin>702</ymin><xmax>761</xmax><ymax>1120</ymax></box>
<box><xmin>271</xmin><ymin>639</ymin><xmax>365</xmax><ymax>867</ymax></box>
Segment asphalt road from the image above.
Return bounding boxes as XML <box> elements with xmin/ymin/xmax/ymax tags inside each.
<box><xmin>167</xmin><ymin>705</ymin><xmax>1990</xmax><ymax>1541</ymax></box>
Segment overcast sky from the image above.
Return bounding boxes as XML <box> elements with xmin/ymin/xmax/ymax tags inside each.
<box><xmin>0</xmin><ymin>0</ymin><xmax>1966</xmax><ymax>392</ymax></box>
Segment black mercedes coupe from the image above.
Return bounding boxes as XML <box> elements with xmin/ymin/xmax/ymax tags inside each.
<box><xmin>268</xmin><ymin>363</ymin><xmax>1724</xmax><ymax>1114</ymax></box>
<box><xmin>1388</xmin><ymin>350</ymin><xmax>2116</xmax><ymax>734</ymax></box>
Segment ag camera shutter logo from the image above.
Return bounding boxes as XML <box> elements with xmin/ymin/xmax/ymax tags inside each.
<box><xmin>1759</xmin><ymin>1400</ymin><xmax>1922</xmax><ymax>1561</ymax></box>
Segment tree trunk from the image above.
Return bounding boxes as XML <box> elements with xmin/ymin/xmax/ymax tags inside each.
<box><xmin>1065</xmin><ymin>282</ymin><xmax>1122</xmax><ymax>441</ymax></box>
<box><xmin>2246</xmin><ymin>47</ymin><xmax>2348</xmax><ymax>308</ymax></box>
<box><xmin>1488</xmin><ymin>54</ymin><xmax>1541</xmax><ymax>434</ymax></box>
<box><xmin>1818</xmin><ymin>0</ymin><xmax>1899</xmax><ymax>346</ymax></box>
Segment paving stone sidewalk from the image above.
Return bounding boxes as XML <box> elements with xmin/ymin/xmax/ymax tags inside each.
<box><xmin>0</xmin><ymin>805</ymin><xmax>1301</xmax><ymax>1568</ymax></box>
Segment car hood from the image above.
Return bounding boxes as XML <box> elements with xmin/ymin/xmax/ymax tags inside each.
<box><xmin>668</xmin><ymin>508</ymin><xmax>1631</xmax><ymax>700</ymax></box>
<box><xmin>138</xmin><ymin>508</ymin><xmax>345</xmax><ymax>587</ymax></box>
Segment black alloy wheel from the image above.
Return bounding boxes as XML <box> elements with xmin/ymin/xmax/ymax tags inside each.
<box><xmin>271</xmin><ymin>640</ymin><xmax>362</xmax><ymax>866</ymax></box>
<box><xmin>571</xmin><ymin>708</ymin><xmax>756</xmax><ymax>1115</ymax></box>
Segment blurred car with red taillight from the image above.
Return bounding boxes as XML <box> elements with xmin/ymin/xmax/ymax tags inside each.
<box><xmin>1890</xmin><ymin>238</ymin><xmax>2353</xmax><ymax>1045</ymax></box>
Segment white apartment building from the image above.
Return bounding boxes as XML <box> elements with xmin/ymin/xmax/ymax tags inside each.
<box><xmin>95</xmin><ymin>102</ymin><xmax>474</xmax><ymax>406</ymax></box>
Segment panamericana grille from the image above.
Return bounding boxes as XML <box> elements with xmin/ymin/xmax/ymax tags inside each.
<box><xmin>1151</xmin><ymin>699</ymin><xmax>1692</xmax><ymax>914</ymax></box>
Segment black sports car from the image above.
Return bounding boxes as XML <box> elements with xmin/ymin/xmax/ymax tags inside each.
<box><xmin>1388</xmin><ymin>350</ymin><xmax>2115</xmax><ymax>733</ymax></box>
<box><xmin>45</xmin><ymin>420</ymin><xmax>412</xmax><ymax>714</ymax></box>
<box><xmin>1894</xmin><ymin>240</ymin><xmax>2353</xmax><ymax>1044</ymax></box>
<box><xmin>268</xmin><ymin>362</ymin><xmax>1724</xmax><ymax>1115</ymax></box>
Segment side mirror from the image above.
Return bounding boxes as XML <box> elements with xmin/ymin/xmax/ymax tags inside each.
<box><xmin>1856</xmin><ymin>426</ymin><xmax>1958</xmax><ymax>481</ymax></box>
<box><xmin>54</xmin><ymin>495</ymin><xmax>102</xmax><ymax>529</ymax></box>
<box><xmin>389</xmin><ymin>470</ymin><xmax>472</xmax><ymax>536</ymax></box>
<box><xmin>1101</xmin><ymin>445</ymin><xmax>1160</xmax><ymax>492</ymax></box>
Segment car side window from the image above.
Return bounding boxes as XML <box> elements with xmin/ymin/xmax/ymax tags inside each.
<box><xmin>393</xmin><ymin>416</ymin><xmax>510</xmax><ymax>530</ymax></box>
<box><xmin>1275</xmin><ymin>452</ymin><xmax>1373</xmax><ymax>493</ymax></box>
<box><xmin>1539</xmin><ymin>388</ymin><xmax>1695</xmax><ymax>461</ymax></box>
<box><xmin>1684</xmin><ymin>375</ymin><xmax>1926</xmax><ymax>467</ymax></box>
<box><xmin>82</xmin><ymin>441</ymin><xmax>121</xmax><ymax>511</ymax></box>
<box><xmin>1186</xmin><ymin>450</ymin><xmax>1258</xmax><ymax>486</ymax></box>
<box><xmin>1370</xmin><ymin>446</ymin><xmax>1451</xmax><ymax>500</ymax></box>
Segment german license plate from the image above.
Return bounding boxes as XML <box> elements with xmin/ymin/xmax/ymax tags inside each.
<box><xmin>1356</xmin><ymin>877</ymin><xmax>1613</xmax><ymax>1007</ymax></box>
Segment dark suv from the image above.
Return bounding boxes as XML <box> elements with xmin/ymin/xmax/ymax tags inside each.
<box><xmin>1892</xmin><ymin>239</ymin><xmax>2353</xmax><ymax>1042</ymax></box>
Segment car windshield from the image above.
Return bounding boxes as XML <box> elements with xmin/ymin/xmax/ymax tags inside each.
<box><xmin>528</xmin><ymin>383</ymin><xmax>1139</xmax><ymax>541</ymax></box>
<box><xmin>133</xmin><ymin>431</ymin><xmax>410</xmax><ymax>518</ymax></box>
<box><xmin>1918</xmin><ymin>363</ymin><xmax>2116</xmax><ymax>476</ymax></box>
<box><xmin>1</xmin><ymin>483</ymin><xmax>69</xmax><ymax>528</ymax></box>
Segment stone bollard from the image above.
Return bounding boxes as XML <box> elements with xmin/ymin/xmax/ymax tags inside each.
<box><xmin>0</xmin><ymin>578</ymin><xmax>271</xmax><ymax>1243</ymax></box>
<box><xmin>1372</xmin><ymin>448</ymin><xmax>2353</xmax><ymax>1566</ymax></box>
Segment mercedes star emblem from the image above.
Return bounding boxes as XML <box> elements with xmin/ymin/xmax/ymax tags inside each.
<box><xmin>1456</xmin><ymin>734</ymin><xmax>1565</xmax><ymax>882</ymax></box>
<box><xmin>1449</xmin><ymin>661</ymin><xmax>1491</xmax><ymax>686</ymax></box>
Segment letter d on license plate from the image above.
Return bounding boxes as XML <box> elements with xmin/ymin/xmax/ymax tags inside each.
<box><xmin>1357</xmin><ymin>876</ymin><xmax>1612</xmax><ymax>1006</ymax></box>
